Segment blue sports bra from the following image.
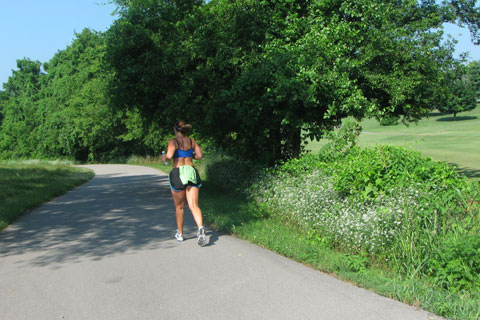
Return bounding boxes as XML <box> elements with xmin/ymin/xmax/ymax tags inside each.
<box><xmin>173</xmin><ymin>138</ymin><xmax>194</xmax><ymax>158</ymax></box>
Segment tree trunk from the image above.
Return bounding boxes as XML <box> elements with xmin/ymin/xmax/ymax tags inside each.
<box><xmin>270</xmin><ymin>126</ymin><xmax>283</xmax><ymax>165</ymax></box>
<box><xmin>291</xmin><ymin>128</ymin><xmax>301</xmax><ymax>159</ymax></box>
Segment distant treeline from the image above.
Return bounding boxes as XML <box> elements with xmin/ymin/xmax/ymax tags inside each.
<box><xmin>0</xmin><ymin>0</ymin><xmax>479</xmax><ymax>163</ymax></box>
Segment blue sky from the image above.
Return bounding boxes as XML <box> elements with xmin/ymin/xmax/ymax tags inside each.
<box><xmin>0</xmin><ymin>1</ymin><xmax>117</xmax><ymax>87</ymax></box>
<box><xmin>1</xmin><ymin>1</ymin><xmax>479</xmax><ymax>87</ymax></box>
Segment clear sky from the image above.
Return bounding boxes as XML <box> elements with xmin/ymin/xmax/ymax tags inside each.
<box><xmin>0</xmin><ymin>1</ymin><xmax>479</xmax><ymax>88</ymax></box>
<box><xmin>0</xmin><ymin>0</ymin><xmax>118</xmax><ymax>87</ymax></box>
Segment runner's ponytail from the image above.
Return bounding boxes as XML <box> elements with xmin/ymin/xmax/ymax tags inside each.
<box><xmin>175</xmin><ymin>120</ymin><xmax>192</xmax><ymax>135</ymax></box>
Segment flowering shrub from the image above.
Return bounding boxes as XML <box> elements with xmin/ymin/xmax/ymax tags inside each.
<box><xmin>250</xmin><ymin>169</ymin><xmax>424</xmax><ymax>254</ymax></box>
<box><xmin>248</xmin><ymin>145</ymin><xmax>480</xmax><ymax>293</ymax></box>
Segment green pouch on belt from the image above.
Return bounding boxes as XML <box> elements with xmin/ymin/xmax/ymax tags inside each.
<box><xmin>179</xmin><ymin>165</ymin><xmax>197</xmax><ymax>185</ymax></box>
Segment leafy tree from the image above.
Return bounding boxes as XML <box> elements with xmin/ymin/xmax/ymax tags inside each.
<box><xmin>106</xmin><ymin>0</ymin><xmax>204</xmax><ymax>154</ymax></box>
<box><xmin>41</xmin><ymin>29</ymin><xmax>125</xmax><ymax>162</ymax></box>
<box><xmin>0</xmin><ymin>29</ymin><xmax>126</xmax><ymax>162</ymax></box>
<box><xmin>104</xmin><ymin>0</ymin><xmax>480</xmax><ymax>164</ymax></box>
<box><xmin>0</xmin><ymin>89</ymin><xmax>7</xmax><ymax>125</ymax></box>
<box><xmin>438</xmin><ymin>65</ymin><xmax>478</xmax><ymax>118</ymax></box>
<box><xmin>467</xmin><ymin>60</ymin><xmax>480</xmax><ymax>101</ymax></box>
<box><xmin>0</xmin><ymin>59</ymin><xmax>46</xmax><ymax>158</ymax></box>
<box><xmin>190</xmin><ymin>0</ymin><xmax>480</xmax><ymax>162</ymax></box>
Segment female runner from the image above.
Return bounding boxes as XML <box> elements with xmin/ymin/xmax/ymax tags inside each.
<box><xmin>162</xmin><ymin>120</ymin><xmax>206</xmax><ymax>246</ymax></box>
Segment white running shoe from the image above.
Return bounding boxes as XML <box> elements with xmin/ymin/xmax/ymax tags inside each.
<box><xmin>175</xmin><ymin>231</ymin><xmax>184</xmax><ymax>242</ymax></box>
<box><xmin>197</xmin><ymin>226</ymin><xmax>206</xmax><ymax>246</ymax></box>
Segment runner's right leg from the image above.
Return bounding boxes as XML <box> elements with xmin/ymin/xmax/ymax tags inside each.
<box><xmin>186</xmin><ymin>186</ymin><xmax>206</xmax><ymax>246</ymax></box>
<box><xmin>185</xmin><ymin>186</ymin><xmax>203</xmax><ymax>228</ymax></box>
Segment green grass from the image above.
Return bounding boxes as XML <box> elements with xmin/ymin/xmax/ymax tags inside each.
<box><xmin>0</xmin><ymin>160</ymin><xmax>94</xmax><ymax>230</ymax></box>
<box><xmin>306</xmin><ymin>107</ymin><xmax>480</xmax><ymax>180</ymax></box>
<box><xmin>199</xmin><ymin>185</ymin><xmax>480</xmax><ymax>320</ymax></box>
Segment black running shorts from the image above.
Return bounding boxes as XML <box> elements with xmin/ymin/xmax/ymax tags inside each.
<box><xmin>169</xmin><ymin>167</ymin><xmax>202</xmax><ymax>191</ymax></box>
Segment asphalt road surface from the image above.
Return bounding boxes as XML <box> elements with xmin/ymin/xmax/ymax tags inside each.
<box><xmin>0</xmin><ymin>164</ymin><xmax>442</xmax><ymax>320</ymax></box>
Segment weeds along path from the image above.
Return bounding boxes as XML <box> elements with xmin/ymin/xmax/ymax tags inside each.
<box><xmin>0</xmin><ymin>164</ymin><xmax>442</xmax><ymax>320</ymax></box>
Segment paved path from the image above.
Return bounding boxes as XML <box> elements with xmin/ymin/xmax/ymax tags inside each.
<box><xmin>0</xmin><ymin>165</ymin><xmax>441</xmax><ymax>320</ymax></box>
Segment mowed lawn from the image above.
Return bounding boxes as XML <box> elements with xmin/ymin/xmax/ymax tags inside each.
<box><xmin>306</xmin><ymin>107</ymin><xmax>480</xmax><ymax>180</ymax></box>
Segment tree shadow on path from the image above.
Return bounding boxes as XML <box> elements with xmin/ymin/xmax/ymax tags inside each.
<box><xmin>0</xmin><ymin>168</ymin><xmax>216</xmax><ymax>268</ymax></box>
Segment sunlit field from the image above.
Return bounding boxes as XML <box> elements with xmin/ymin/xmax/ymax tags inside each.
<box><xmin>306</xmin><ymin>107</ymin><xmax>480</xmax><ymax>180</ymax></box>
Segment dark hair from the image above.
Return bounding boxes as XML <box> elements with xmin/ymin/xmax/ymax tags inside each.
<box><xmin>175</xmin><ymin>120</ymin><xmax>192</xmax><ymax>135</ymax></box>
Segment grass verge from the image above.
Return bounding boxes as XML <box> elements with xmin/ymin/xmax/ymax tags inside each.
<box><xmin>0</xmin><ymin>160</ymin><xmax>94</xmax><ymax>231</ymax></box>
<box><xmin>200</xmin><ymin>185</ymin><xmax>480</xmax><ymax>320</ymax></box>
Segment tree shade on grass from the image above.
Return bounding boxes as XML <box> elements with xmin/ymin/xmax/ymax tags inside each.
<box><xmin>0</xmin><ymin>161</ymin><xmax>93</xmax><ymax>230</ymax></box>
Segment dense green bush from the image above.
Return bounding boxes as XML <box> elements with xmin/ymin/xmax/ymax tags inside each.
<box><xmin>195</xmin><ymin>152</ymin><xmax>262</xmax><ymax>193</ymax></box>
<box><xmin>324</xmin><ymin>145</ymin><xmax>466</xmax><ymax>201</ymax></box>
<box><xmin>379</xmin><ymin>116</ymin><xmax>400</xmax><ymax>126</ymax></box>
<box><xmin>249</xmin><ymin>142</ymin><xmax>480</xmax><ymax>293</ymax></box>
<box><xmin>428</xmin><ymin>233</ymin><xmax>480</xmax><ymax>293</ymax></box>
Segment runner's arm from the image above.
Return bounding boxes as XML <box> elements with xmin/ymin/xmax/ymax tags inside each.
<box><xmin>192</xmin><ymin>138</ymin><xmax>203</xmax><ymax>160</ymax></box>
<box><xmin>165</xmin><ymin>139</ymin><xmax>176</xmax><ymax>160</ymax></box>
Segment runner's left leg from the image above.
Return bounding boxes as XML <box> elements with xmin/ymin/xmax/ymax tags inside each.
<box><xmin>171</xmin><ymin>189</ymin><xmax>186</xmax><ymax>234</ymax></box>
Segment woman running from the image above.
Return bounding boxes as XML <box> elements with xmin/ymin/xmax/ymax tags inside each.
<box><xmin>161</xmin><ymin>120</ymin><xmax>206</xmax><ymax>246</ymax></box>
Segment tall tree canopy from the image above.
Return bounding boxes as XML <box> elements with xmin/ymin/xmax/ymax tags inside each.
<box><xmin>0</xmin><ymin>59</ymin><xmax>45</xmax><ymax>158</ymax></box>
<box><xmin>105</xmin><ymin>0</ymin><xmax>480</xmax><ymax>163</ymax></box>
<box><xmin>1</xmin><ymin>0</ymin><xmax>479</xmax><ymax>163</ymax></box>
<box><xmin>437</xmin><ymin>61</ymin><xmax>479</xmax><ymax>118</ymax></box>
<box><xmin>467</xmin><ymin>60</ymin><xmax>480</xmax><ymax>100</ymax></box>
<box><xmin>105</xmin><ymin>0</ymin><xmax>204</xmax><ymax>153</ymax></box>
<box><xmin>0</xmin><ymin>29</ymin><xmax>127</xmax><ymax>161</ymax></box>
